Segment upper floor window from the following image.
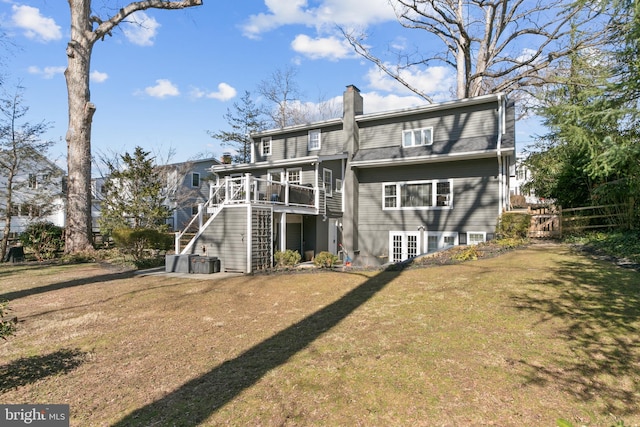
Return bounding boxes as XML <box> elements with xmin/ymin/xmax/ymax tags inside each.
<box><xmin>261</xmin><ymin>137</ymin><xmax>272</xmax><ymax>156</ymax></box>
<box><xmin>28</xmin><ymin>173</ymin><xmax>37</xmax><ymax>189</ymax></box>
<box><xmin>323</xmin><ymin>168</ymin><xmax>333</xmax><ymax>197</ymax></box>
<box><xmin>286</xmin><ymin>168</ymin><xmax>301</xmax><ymax>185</ymax></box>
<box><xmin>308</xmin><ymin>129</ymin><xmax>321</xmax><ymax>151</ymax></box>
<box><xmin>383</xmin><ymin>179</ymin><xmax>452</xmax><ymax>210</ymax></box>
<box><xmin>191</xmin><ymin>172</ymin><xmax>200</xmax><ymax>188</ymax></box>
<box><xmin>402</xmin><ymin>127</ymin><xmax>433</xmax><ymax>147</ymax></box>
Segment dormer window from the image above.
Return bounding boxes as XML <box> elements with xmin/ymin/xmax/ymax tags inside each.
<box><xmin>308</xmin><ymin>129</ymin><xmax>321</xmax><ymax>151</ymax></box>
<box><xmin>402</xmin><ymin>127</ymin><xmax>433</xmax><ymax>147</ymax></box>
<box><xmin>261</xmin><ymin>137</ymin><xmax>272</xmax><ymax>156</ymax></box>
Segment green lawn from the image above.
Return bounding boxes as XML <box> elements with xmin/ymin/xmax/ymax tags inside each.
<box><xmin>1</xmin><ymin>243</ymin><xmax>639</xmax><ymax>426</ymax></box>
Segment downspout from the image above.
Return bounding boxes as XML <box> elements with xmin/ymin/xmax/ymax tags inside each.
<box><xmin>497</xmin><ymin>94</ymin><xmax>504</xmax><ymax>217</ymax></box>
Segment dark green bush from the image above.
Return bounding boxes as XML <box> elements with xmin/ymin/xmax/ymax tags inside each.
<box><xmin>274</xmin><ymin>249</ymin><xmax>301</xmax><ymax>269</ymax></box>
<box><xmin>19</xmin><ymin>221</ymin><xmax>64</xmax><ymax>261</ymax></box>
<box><xmin>111</xmin><ymin>228</ymin><xmax>173</xmax><ymax>261</ymax></box>
<box><xmin>314</xmin><ymin>251</ymin><xmax>339</xmax><ymax>268</ymax></box>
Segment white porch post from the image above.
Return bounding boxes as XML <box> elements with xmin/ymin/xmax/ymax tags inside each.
<box><xmin>244</xmin><ymin>173</ymin><xmax>251</xmax><ymax>203</ymax></box>
<box><xmin>198</xmin><ymin>203</ymin><xmax>204</xmax><ymax>231</ymax></box>
<box><xmin>284</xmin><ymin>181</ymin><xmax>290</xmax><ymax>205</ymax></box>
<box><xmin>280</xmin><ymin>212</ymin><xmax>287</xmax><ymax>252</ymax></box>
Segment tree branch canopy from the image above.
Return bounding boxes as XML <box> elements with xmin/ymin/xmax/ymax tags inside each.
<box><xmin>64</xmin><ymin>0</ymin><xmax>203</xmax><ymax>253</ymax></box>
<box><xmin>343</xmin><ymin>0</ymin><xmax>610</xmax><ymax>104</ymax></box>
<box><xmin>93</xmin><ymin>0</ymin><xmax>203</xmax><ymax>43</ymax></box>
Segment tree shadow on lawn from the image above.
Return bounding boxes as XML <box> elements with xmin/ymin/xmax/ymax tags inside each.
<box><xmin>0</xmin><ymin>348</ymin><xmax>88</xmax><ymax>393</ymax></box>
<box><xmin>0</xmin><ymin>270</ymin><xmax>136</xmax><ymax>301</ymax></box>
<box><xmin>112</xmin><ymin>268</ymin><xmax>400</xmax><ymax>426</ymax></box>
<box><xmin>510</xmin><ymin>254</ymin><xmax>640</xmax><ymax>417</ymax></box>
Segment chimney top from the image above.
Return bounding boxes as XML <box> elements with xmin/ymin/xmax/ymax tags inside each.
<box><xmin>346</xmin><ymin>84</ymin><xmax>360</xmax><ymax>93</ymax></box>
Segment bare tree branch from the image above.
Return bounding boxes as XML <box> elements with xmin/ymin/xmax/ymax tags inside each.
<box><xmin>342</xmin><ymin>0</ymin><xmax>610</xmax><ymax>104</ymax></box>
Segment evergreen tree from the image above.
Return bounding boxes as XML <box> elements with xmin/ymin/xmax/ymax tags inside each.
<box><xmin>528</xmin><ymin>3</ymin><xmax>640</xmax><ymax>226</ymax></box>
<box><xmin>526</xmin><ymin>30</ymin><xmax>613</xmax><ymax>208</ymax></box>
<box><xmin>99</xmin><ymin>146</ymin><xmax>170</xmax><ymax>233</ymax></box>
<box><xmin>209</xmin><ymin>91</ymin><xmax>265</xmax><ymax>164</ymax></box>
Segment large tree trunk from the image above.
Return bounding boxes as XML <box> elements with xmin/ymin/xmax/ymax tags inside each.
<box><xmin>0</xmin><ymin>174</ymin><xmax>15</xmax><ymax>259</ymax></box>
<box><xmin>63</xmin><ymin>0</ymin><xmax>203</xmax><ymax>254</ymax></box>
<box><xmin>64</xmin><ymin>0</ymin><xmax>95</xmax><ymax>253</ymax></box>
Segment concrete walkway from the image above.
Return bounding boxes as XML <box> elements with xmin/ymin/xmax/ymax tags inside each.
<box><xmin>134</xmin><ymin>267</ymin><xmax>244</xmax><ymax>280</ymax></box>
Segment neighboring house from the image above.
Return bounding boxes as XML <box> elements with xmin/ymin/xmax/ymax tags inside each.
<box><xmin>176</xmin><ymin>85</ymin><xmax>516</xmax><ymax>273</ymax></box>
<box><xmin>91</xmin><ymin>157</ymin><xmax>220</xmax><ymax>234</ymax></box>
<box><xmin>509</xmin><ymin>153</ymin><xmax>541</xmax><ymax>205</ymax></box>
<box><xmin>0</xmin><ymin>151</ymin><xmax>66</xmax><ymax>239</ymax></box>
<box><xmin>164</xmin><ymin>157</ymin><xmax>220</xmax><ymax>231</ymax></box>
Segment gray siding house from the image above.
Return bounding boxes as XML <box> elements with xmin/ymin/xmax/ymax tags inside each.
<box><xmin>176</xmin><ymin>86</ymin><xmax>515</xmax><ymax>272</ymax></box>
<box><xmin>91</xmin><ymin>157</ymin><xmax>220</xmax><ymax>234</ymax></box>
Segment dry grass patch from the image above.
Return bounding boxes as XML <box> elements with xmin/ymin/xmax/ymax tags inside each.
<box><xmin>1</xmin><ymin>244</ymin><xmax>639</xmax><ymax>426</ymax></box>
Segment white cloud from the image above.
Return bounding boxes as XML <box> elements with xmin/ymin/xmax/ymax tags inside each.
<box><xmin>91</xmin><ymin>70</ymin><xmax>109</xmax><ymax>83</ymax></box>
<box><xmin>190</xmin><ymin>83</ymin><xmax>237</xmax><ymax>101</ymax></box>
<box><xmin>27</xmin><ymin>65</ymin><xmax>65</xmax><ymax>79</ymax></box>
<box><xmin>365</xmin><ymin>64</ymin><xmax>455</xmax><ymax>101</ymax></box>
<box><xmin>516</xmin><ymin>48</ymin><xmax>538</xmax><ymax>63</ymax></box>
<box><xmin>208</xmin><ymin>83</ymin><xmax>237</xmax><ymax>101</ymax></box>
<box><xmin>242</xmin><ymin>0</ymin><xmax>395</xmax><ymax>39</ymax></box>
<box><xmin>11</xmin><ymin>5</ymin><xmax>62</xmax><ymax>42</ymax></box>
<box><xmin>122</xmin><ymin>11</ymin><xmax>160</xmax><ymax>46</ymax></box>
<box><xmin>144</xmin><ymin>79</ymin><xmax>180</xmax><ymax>98</ymax></box>
<box><xmin>360</xmin><ymin>91</ymin><xmax>425</xmax><ymax>113</ymax></box>
<box><xmin>291</xmin><ymin>34</ymin><xmax>354</xmax><ymax>61</ymax></box>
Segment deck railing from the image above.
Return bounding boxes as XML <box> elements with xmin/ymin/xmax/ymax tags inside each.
<box><xmin>208</xmin><ymin>174</ymin><xmax>317</xmax><ymax>210</ymax></box>
<box><xmin>175</xmin><ymin>174</ymin><xmax>320</xmax><ymax>253</ymax></box>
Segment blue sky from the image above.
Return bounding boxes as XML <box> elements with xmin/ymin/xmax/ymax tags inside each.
<box><xmin>1</xmin><ymin>0</ymin><xmax>541</xmax><ymax>170</ymax></box>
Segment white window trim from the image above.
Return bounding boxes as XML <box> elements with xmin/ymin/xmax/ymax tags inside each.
<box><xmin>286</xmin><ymin>167</ymin><xmax>302</xmax><ymax>184</ymax></box>
<box><xmin>335</xmin><ymin>178</ymin><xmax>343</xmax><ymax>193</ymax></box>
<box><xmin>308</xmin><ymin>129</ymin><xmax>321</xmax><ymax>151</ymax></box>
<box><xmin>323</xmin><ymin>168</ymin><xmax>333</xmax><ymax>197</ymax></box>
<box><xmin>382</xmin><ymin>179</ymin><xmax>453</xmax><ymax>210</ymax></box>
<box><xmin>191</xmin><ymin>172</ymin><xmax>201</xmax><ymax>188</ymax></box>
<box><xmin>389</xmin><ymin>231</ymin><xmax>421</xmax><ymax>263</ymax></box>
<box><xmin>261</xmin><ymin>137</ymin><xmax>272</xmax><ymax>157</ymax></box>
<box><xmin>267</xmin><ymin>169</ymin><xmax>284</xmax><ymax>182</ymax></box>
<box><xmin>467</xmin><ymin>231</ymin><xmax>486</xmax><ymax>245</ymax></box>
<box><xmin>425</xmin><ymin>231</ymin><xmax>458</xmax><ymax>253</ymax></box>
<box><xmin>402</xmin><ymin>126</ymin><xmax>434</xmax><ymax>147</ymax></box>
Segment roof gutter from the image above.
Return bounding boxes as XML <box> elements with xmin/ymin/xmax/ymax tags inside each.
<box><xmin>349</xmin><ymin>148</ymin><xmax>514</xmax><ymax>169</ymax></box>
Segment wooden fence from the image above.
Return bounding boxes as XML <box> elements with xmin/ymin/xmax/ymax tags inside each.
<box><xmin>528</xmin><ymin>204</ymin><xmax>629</xmax><ymax>238</ymax></box>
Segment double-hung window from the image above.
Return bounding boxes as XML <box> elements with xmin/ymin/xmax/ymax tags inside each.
<box><xmin>261</xmin><ymin>137</ymin><xmax>272</xmax><ymax>157</ymax></box>
<box><xmin>191</xmin><ymin>172</ymin><xmax>200</xmax><ymax>188</ymax></box>
<box><xmin>308</xmin><ymin>129</ymin><xmax>321</xmax><ymax>151</ymax></box>
<box><xmin>383</xmin><ymin>180</ymin><xmax>452</xmax><ymax>209</ymax></box>
<box><xmin>28</xmin><ymin>174</ymin><xmax>37</xmax><ymax>189</ymax></box>
<box><xmin>286</xmin><ymin>168</ymin><xmax>301</xmax><ymax>185</ymax></box>
<box><xmin>323</xmin><ymin>168</ymin><xmax>333</xmax><ymax>197</ymax></box>
<box><xmin>402</xmin><ymin>127</ymin><xmax>433</xmax><ymax>147</ymax></box>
